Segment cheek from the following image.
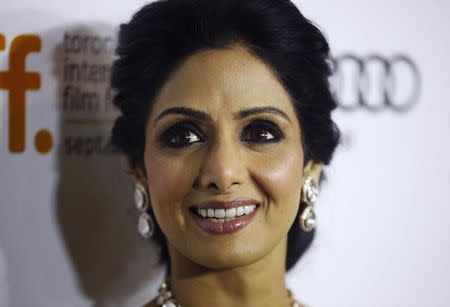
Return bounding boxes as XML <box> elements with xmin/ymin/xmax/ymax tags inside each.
<box><xmin>249</xmin><ymin>142</ymin><xmax>304</xmax><ymax>240</ymax></box>
<box><xmin>144</xmin><ymin>148</ymin><xmax>196</xmax><ymax>224</ymax></box>
<box><xmin>251</xmin><ymin>143</ymin><xmax>304</xmax><ymax>207</ymax></box>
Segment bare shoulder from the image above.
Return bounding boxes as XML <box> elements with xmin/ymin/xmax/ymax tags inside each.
<box><xmin>142</xmin><ymin>297</ymin><xmax>158</xmax><ymax>307</ymax></box>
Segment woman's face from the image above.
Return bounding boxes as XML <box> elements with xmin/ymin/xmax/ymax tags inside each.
<box><xmin>144</xmin><ymin>45</ymin><xmax>304</xmax><ymax>269</ymax></box>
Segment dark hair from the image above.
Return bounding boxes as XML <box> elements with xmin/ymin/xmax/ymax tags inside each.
<box><xmin>111</xmin><ymin>0</ymin><xmax>340</xmax><ymax>272</ymax></box>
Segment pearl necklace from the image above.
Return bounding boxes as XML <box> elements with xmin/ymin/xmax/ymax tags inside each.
<box><xmin>156</xmin><ymin>281</ymin><xmax>305</xmax><ymax>307</ymax></box>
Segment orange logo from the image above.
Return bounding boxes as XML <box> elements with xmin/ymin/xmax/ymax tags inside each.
<box><xmin>0</xmin><ymin>33</ymin><xmax>53</xmax><ymax>154</ymax></box>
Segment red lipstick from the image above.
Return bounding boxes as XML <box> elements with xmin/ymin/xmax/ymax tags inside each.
<box><xmin>189</xmin><ymin>199</ymin><xmax>260</xmax><ymax>234</ymax></box>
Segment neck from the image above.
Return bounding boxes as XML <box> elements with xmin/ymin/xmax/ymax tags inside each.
<box><xmin>167</xmin><ymin>237</ymin><xmax>290</xmax><ymax>307</ymax></box>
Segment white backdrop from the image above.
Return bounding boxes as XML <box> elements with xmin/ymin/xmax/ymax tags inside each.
<box><xmin>1</xmin><ymin>1</ymin><xmax>449</xmax><ymax>306</ymax></box>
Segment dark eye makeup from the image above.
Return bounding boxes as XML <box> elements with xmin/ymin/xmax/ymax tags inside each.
<box><xmin>159</xmin><ymin>121</ymin><xmax>205</xmax><ymax>149</ymax></box>
<box><xmin>159</xmin><ymin>119</ymin><xmax>284</xmax><ymax>149</ymax></box>
<box><xmin>241</xmin><ymin>119</ymin><xmax>284</xmax><ymax>144</ymax></box>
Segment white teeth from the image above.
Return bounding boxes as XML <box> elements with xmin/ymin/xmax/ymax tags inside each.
<box><xmin>225</xmin><ymin>208</ymin><xmax>236</xmax><ymax>218</ymax></box>
<box><xmin>200</xmin><ymin>209</ymin><xmax>207</xmax><ymax>217</ymax></box>
<box><xmin>196</xmin><ymin>205</ymin><xmax>257</xmax><ymax>219</ymax></box>
<box><xmin>236</xmin><ymin>206</ymin><xmax>244</xmax><ymax>216</ymax></box>
<box><xmin>215</xmin><ymin>209</ymin><xmax>226</xmax><ymax>218</ymax></box>
<box><xmin>207</xmin><ymin>209</ymin><xmax>214</xmax><ymax>217</ymax></box>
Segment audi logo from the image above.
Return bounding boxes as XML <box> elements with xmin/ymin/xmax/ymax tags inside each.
<box><xmin>330</xmin><ymin>54</ymin><xmax>421</xmax><ymax>112</ymax></box>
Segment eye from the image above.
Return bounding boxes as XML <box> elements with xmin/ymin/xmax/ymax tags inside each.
<box><xmin>160</xmin><ymin>121</ymin><xmax>205</xmax><ymax>148</ymax></box>
<box><xmin>241</xmin><ymin>119</ymin><xmax>284</xmax><ymax>144</ymax></box>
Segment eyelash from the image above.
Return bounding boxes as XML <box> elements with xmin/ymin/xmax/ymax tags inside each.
<box><xmin>159</xmin><ymin>121</ymin><xmax>205</xmax><ymax>149</ymax></box>
<box><xmin>159</xmin><ymin>119</ymin><xmax>284</xmax><ymax>148</ymax></box>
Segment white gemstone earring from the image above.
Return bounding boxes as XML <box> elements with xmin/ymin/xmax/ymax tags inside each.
<box><xmin>302</xmin><ymin>176</ymin><xmax>319</xmax><ymax>204</ymax></box>
<box><xmin>299</xmin><ymin>176</ymin><xmax>319</xmax><ymax>232</ymax></box>
<box><xmin>134</xmin><ymin>182</ymin><xmax>154</xmax><ymax>238</ymax></box>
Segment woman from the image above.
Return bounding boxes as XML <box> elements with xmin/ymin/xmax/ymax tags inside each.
<box><xmin>111</xmin><ymin>0</ymin><xmax>340</xmax><ymax>306</ymax></box>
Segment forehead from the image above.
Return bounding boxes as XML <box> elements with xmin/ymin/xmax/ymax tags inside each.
<box><xmin>150</xmin><ymin>45</ymin><xmax>295</xmax><ymax>118</ymax></box>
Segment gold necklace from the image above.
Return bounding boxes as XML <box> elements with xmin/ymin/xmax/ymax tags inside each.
<box><xmin>156</xmin><ymin>281</ymin><xmax>305</xmax><ymax>307</ymax></box>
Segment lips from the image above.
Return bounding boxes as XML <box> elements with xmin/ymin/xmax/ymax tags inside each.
<box><xmin>189</xmin><ymin>199</ymin><xmax>260</xmax><ymax>234</ymax></box>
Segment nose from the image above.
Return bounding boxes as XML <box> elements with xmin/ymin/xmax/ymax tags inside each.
<box><xmin>194</xmin><ymin>135</ymin><xmax>245</xmax><ymax>194</ymax></box>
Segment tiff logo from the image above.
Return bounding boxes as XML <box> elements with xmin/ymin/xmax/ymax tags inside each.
<box><xmin>0</xmin><ymin>33</ymin><xmax>52</xmax><ymax>154</ymax></box>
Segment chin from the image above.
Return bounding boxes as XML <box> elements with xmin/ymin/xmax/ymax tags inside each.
<box><xmin>179</xmin><ymin>223</ymin><xmax>285</xmax><ymax>270</ymax></box>
<box><xmin>186</xmin><ymin>239</ymin><xmax>273</xmax><ymax>270</ymax></box>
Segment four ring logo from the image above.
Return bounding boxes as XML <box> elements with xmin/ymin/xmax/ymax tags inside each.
<box><xmin>331</xmin><ymin>54</ymin><xmax>421</xmax><ymax>112</ymax></box>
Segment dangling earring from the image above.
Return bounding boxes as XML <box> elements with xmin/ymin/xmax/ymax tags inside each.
<box><xmin>134</xmin><ymin>182</ymin><xmax>154</xmax><ymax>238</ymax></box>
<box><xmin>299</xmin><ymin>176</ymin><xmax>319</xmax><ymax>232</ymax></box>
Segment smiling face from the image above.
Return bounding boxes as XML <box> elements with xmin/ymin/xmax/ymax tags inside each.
<box><xmin>143</xmin><ymin>44</ymin><xmax>305</xmax><ymax>269</ymax></box>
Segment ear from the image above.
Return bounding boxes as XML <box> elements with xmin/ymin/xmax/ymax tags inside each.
<box><xmin>122</xmin><ymin>155</ymin><xmax>147</xmax><ymax>186</ymax></box>
<box><xmin>302</xmin><ymin>160</ymin><xmax>323</xmax><ymax>184</ymax></box>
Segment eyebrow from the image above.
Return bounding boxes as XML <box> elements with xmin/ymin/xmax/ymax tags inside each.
<box><xmin>153</xmin><ymin>106</ymin><xmax>291</xmax><ymax>126</ymax></box>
